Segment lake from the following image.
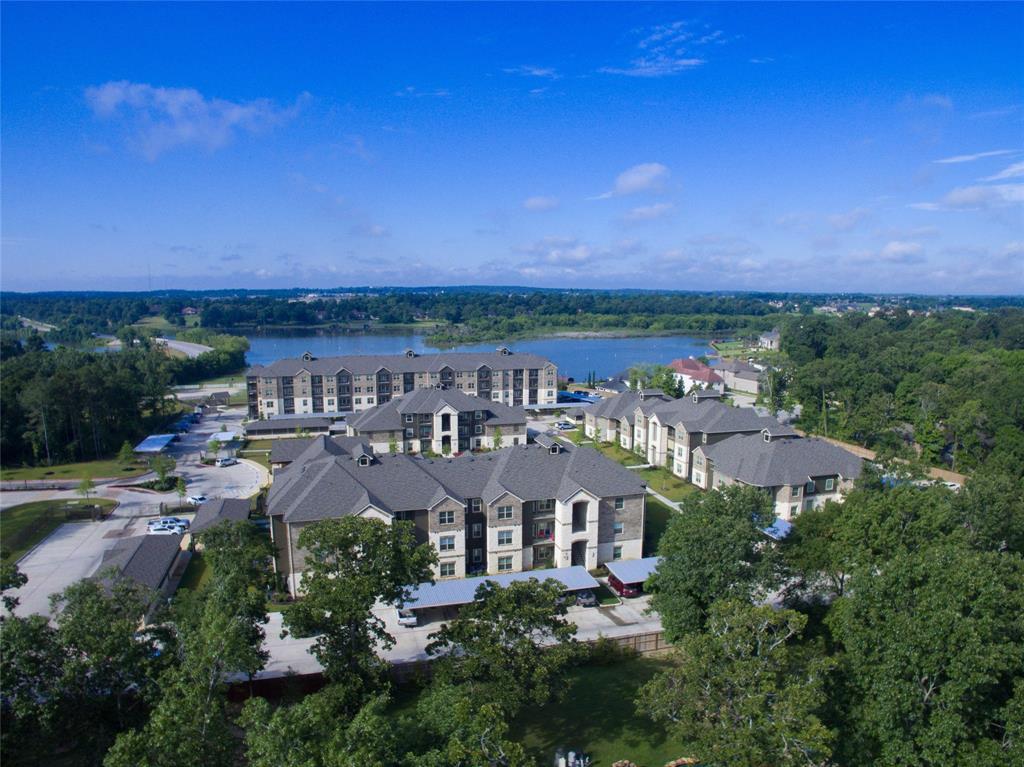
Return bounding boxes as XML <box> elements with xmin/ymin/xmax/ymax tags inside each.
<box><xmin>243</xmin><ymin>331</ymin><xmax>718</xmax><ymax>380</ymax></box>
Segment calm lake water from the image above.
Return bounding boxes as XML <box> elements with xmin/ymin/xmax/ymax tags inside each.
<box><xmin>244</xmin><ymin>332</ymin><xmax>718</xmax><ymax>380</ymax></box>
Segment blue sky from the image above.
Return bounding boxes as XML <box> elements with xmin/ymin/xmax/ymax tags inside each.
<box><xmin>2</xmin><ymin>2</ymin><xmax>1022</xmax><ymax>294</ymax></box>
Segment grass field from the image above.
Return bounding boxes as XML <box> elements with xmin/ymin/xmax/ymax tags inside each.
<box><xmin>512</xmin><ymin>655</ymin><xmax>692</xmax><ymax>766</ymax></box>
<box><xmin>644</xmin><ymin>498</ymin><xmax>676</xmax><ymax>556</ymax></box>
<box><xmin>591</xmin><ymin>441</ymin><xmax>646</xmax><ymax>468</ymax></box>
<box><xmin>132</xmin><ymin>314</ymin><xmax>200</xmax><ymax>332</ymax></box>
<box><xmin>1</xmin><ymin>499</ymin><xmax>118</xmax><ymax>564</ymax></box>
<box><xmin>178</xmin><ymin>552</ymin><xmax>212</xmax><ymax>591</ymax></box>
<box><xmin>711</xmin><ymin>339</ymin><xmax>753</xmax><ymax>356</ymax></box>
<box><xmin>0</xmin><ymin>458</ymin><xmax>150</xmax><ymax>482</ymax></box>
<box><xmin>237</xmin><ymin>451</ymin><xmax>271</xmax><ymax>470</ymax></box>
<box><xmin>635</xmin><ymin>467</ymin><xmax>698</xmax><ymax>503</ymax></box>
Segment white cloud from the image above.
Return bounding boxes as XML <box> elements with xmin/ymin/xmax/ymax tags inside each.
<box><xmin>982</xmin><ymin>161</ymin><xmax>1024</xmax><ymax>181</ymax></box>
<box><xmin>912</xmin><ymin>184</ymin><xmax>1024</xmax><ymax>211</ymax></box>
<box><xmin>933</xmin><ymin>149</ymin><xmax>1016</xmax><ymax>164</ymax></box>
<box><xmin>503</xmin><ymin>65</ymin><xmax>560</xmax><ymax>79</ymax></box>
<box><xmin>828</xmin><ymin>207</ymin><xmax>869</xmax><ymax>232</ymax></box>
<box><xmin>395</xmin><ymin>86</ymin><xmax>450</xmax><ymax>98</ymax></box>
<box><xmin>623</xmin><ymin>202</ymin><xmax>674</xmax><ymax>222</ymax></box>
<box><xmin>600</xmin><ymin>20</ymin><xmax>725</xmax><ymax>77</ymax></box>
<box><xmin>749</xmin><ymin>57</ymin><xmax>774</xmax><ymax>64</ymax></box>
<box><xmin>593</xmin><ymin>163</ymin><xmax>670</xmax><ymax>199</ymax></box>
<box><xmin>85</xmin><ymin>80</ymin><xmax>304</xmax><ymax>160</ymax></box>
<box><xmin>523</xmin><ymin>196</ymin><xmax>560</xmax><ymax>212</ymax></box>
<box><xmin>879</xmin><ymin>241</ymin><xmax>925</xmax><ymax>263</ymax></box>
<box><xmin>920</xmin><ymin>93</ymin><xmax>954</xmax><ymax>110</ymax></box>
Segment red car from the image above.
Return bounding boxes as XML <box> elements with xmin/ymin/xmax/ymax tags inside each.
<box><xmin>608</xmin><ymin>573</ymin><xmax>641</xmax><ymax>598</ymax></box>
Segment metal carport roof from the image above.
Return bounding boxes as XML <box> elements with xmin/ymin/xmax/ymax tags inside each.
<box><xmin>605</xmin><ymin>556</ymin><xmax>661</xmax><ymax>585</ymax></box>
<box><xmin>133</xmin><ymin>434</ymin><xmax>176</xmax><ymax>453</ymax></box>
<box><xmin>404</xmin><ymin>566</ymin><xmax>599</xmax><ymax>610</ymax></box>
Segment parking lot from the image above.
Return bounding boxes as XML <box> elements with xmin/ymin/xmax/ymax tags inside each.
<box><xmin>2</xmin><ymin>406</ymin><xmax>267</xmax><ymax>618</ymax></box>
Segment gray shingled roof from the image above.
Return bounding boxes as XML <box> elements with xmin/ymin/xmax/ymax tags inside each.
<box><xmin>269</xmin><ymin>441</ymin><xmax>645</xmax><ymax>524</ymax></box>
<box><xmin>588</xmin><ymin>391</ymin><xmax>670</xmax><ymax>423</ymax></box>
<box><xmin>702</xmin><ymin>434</ymin><xmax>862</xmax><ymax>487</ymax></box>
<box><xmin>270</xmin><ymin>435</ymin><xmax>371</xmax><ymax>465</ymax></box>
<box><xmin>190</xmin><ymin>498</ymin><xmax>252</xmax><ymax>534</ymax></box>
<box><xmin>97</xmin><ymin>534</ymin><xmax>181</xmax><ymax>591</ymax></box>
<box><xmin>248</xmin><ymin>350</ymin><xmax>554</xmax><ymax>377</ymax></box>
<box><xmin>347</xmin><ymin>389</ymin><xmax>526</xmax><ymax>433</ymax></box>
<box><xmin>644</xmin><ymin>397</ymin><xmax>795</xmax><ymax>437</ymax></box>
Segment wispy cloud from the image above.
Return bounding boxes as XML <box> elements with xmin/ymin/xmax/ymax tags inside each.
<box><xmin>827</xmin><ymin>207</ymin><xmax>870</xmax><ymax>232</ymax></box>
<box><xmin>919</xmin><ymin>93</ymin><xmax>954</xmax><ymax>110</ymax></box>
<box><xmin>349</xmin><ymin>222</ymin><xmax>390</xmax><ymax>238</ymax></box>
<box><xmin>912</xmin><ymin>184</ymin><xmax>1024</xmax><ymax>211</ymax></box>
<box><xmin>84</xmin><ymin>80</ymin><xmax>305</xmax><ymax>160</ymax></box>
<box><xmin>395</xmin><ymin>86</ymin><xmax>450</xmax><ymax>98</ymax></box>
<box><xmin>523</xmin><ymin>196</ymin><xmax>560</xmax><ymax>212</ymax></box>
<box><xmin>623</xmin><ymin>202</ymin><xmax>674</xmax><ymax>223</ymax></box>
<box><xmin>600</xmin><ymin>20</ymin><xmax>726</xmax><ymax>77</ymax></box>
<box><xmin>592</xmin><ymin>162</ymin><xmax>670</xmax><ymax>199</ymax></box>
<box><xmin>982</xmin><ymin>161</ymin><xmax>1024</xmax><ymax>181</ymax></box>
<box><xmin>933</xmin><ymin>149</ymin><xmax>1017</xmax><ymax>164</ymax></box>
<box><xmin>342</xmin><ymin>134</ymin><xmax>373</xmax><ymax>162</ymax></box>
<box><xmin>749</xmin><ymin>57</ymin><xmax>774</xmax><ymax>65</ymax></box>
<box><xmin>503</xmin><ymin>65</ymin><xmax>560</xmax><ymax>79</ymax></box>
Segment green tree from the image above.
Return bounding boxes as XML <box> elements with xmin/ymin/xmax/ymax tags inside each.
<box><xmin>826</xmin><ymin>544</ymin><xmax>1024</xmax><ymax>766</ymax></box>
<box><xmin>388</xmin><ymin>436</ymin><xmax>398</xmax><ymax>454</ymax></box>
<box><xmin>206</xmin><ymin>438</ymin><xmax>222</xmax><ymax>457</ymax></box>
<box><xmin>282</xmin><ymin>517</ymin><xmax>436</xmax><ymax>686</ymax></box>
<box><xmin>491</xmin><ymin>426</ymin><xmax>503</xmax><ymax>448</ymax></box>
<box><xmin>77</xmin><ymin>475</ymin><xmax>96</xmax><ymax>503</ymax></box>
<box><xmin>117</xmin><ymin>440</ymin><xmax>136</xmax><ymax>465</ymax></box>
<box><xmin>0</xmin><ymin>612</ymin><xmax>65</xmax><ymax>759</ymax></box>
<box><xmin>175</xmin><ymin>476</ymin><xmax>187</xmax><ymax>508</ymax></box>
<box><xmin>648</xmin><ymin>485</ymin><xmax>775</xmax><ymax>641</ymax></box>
<box><xmin>149</xmin><ymin>454</ymin><xmax>175</xmax><ymax>482</ymax></box>
<box><xmin>1</xmin><ymin>561</ymin><xmax>28</xmax><ymax>613</ymax></box>
<box><xmin>638</xmin><ymin>600</ymin><xmax>835</xmax><ymax>767</ymax></box>
<box><xmin>426</xmin><ymin>578</ymin><xmax>584</xmax><ymax>711</ymax></box>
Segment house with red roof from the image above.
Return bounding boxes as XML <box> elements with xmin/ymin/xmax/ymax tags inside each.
<box><xmin>667</xmin><ymin>357</ymin><xmax>724</xmax><ymax>393</ymax></box>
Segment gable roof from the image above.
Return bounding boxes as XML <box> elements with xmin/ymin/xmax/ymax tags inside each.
<box><xmin>248</xmin><ymin>350</ymin><xmax>554</xmax><ymax>377</ymax></box>
<box><xmin>587</xmin><ymin>390</ymin><xmax>671</xmax><ymax>424</ymax></box>
<box><xmin>714</xmin><ymin>358</ymin><xmax>762</xmax><ymax>378</ymax></box>
<box><xmin>190</xmin><ymin>498</ymin><xmax>252</xmax><ymax>534</ymax></box>
<box><xmin>701</xmin><ymin>434</ymin><xmax>862</xmax><ymax>487</ymax></box>
<box><xmin>269</xmin><ymin>441</ymin><xmax>645</xmax><ymax>524</ymax></box>
<box><xmin>97</xmin><ymin>534</ymin><xmax>181</xmax><ymax>591</ymax></box>
<box><xmin>644</xmin><ymin>397</ymin><xmax>795</xmax><ymax>437</ymax></box>
<box><xmin>347</xmin><ymin>389</ymin><xmax>526</xmax><ymax>433</ymax></box>
<box><xmin>270</xmin><ymin>435</ymin><xmax>371</xmax><ymax>465</ymax></box>
<box><xmin>667</xmin><ymin>358</ymin><xmax>724</xmax><ymax>383</ymax></box>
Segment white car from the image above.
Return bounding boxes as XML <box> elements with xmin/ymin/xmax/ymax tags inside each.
<box><xmin>397</xmin><ymin>608</ymin><xmax>418</xmax><ymax>628</ymax></box>
<box><xmin>147</xmin><ymin>524</ymin><xmax>186</xmax><ymax>536</ymax></box>
<box><xmin>215</xmin><ymin>457</ymin><xmax>238</xmax><ymax>467</ymax></box>
<box><xmin>148</xmin><ymin>516</ymin><xmax>189</xmax><ymax>529</ymax></box>
<box><xmin>187</xmin><ymin>495</ymin><xmax>208</xmax><ymax>505</ymax></box>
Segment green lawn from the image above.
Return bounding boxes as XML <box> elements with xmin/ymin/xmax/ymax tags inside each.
<box><xmin>1</xmin><ymin>499</ymin><xmax>118</xmax><ymax>564</ymax></box>
<box><xmin>512</xmin><ymin>655</ymin><xmax>693</xmax><ymax>766</ymax></box>
<box><xmin>644</xmin><ymin>498</ymin><xmax>676</xmax><ymax>557</ymax></box>
<box><xmin>178</xmin><ymin>552</ymin><xmax>212</xmax><ymax>591</ymax></box>
<box><xmin>0</xmin><ymin>458</ymin><xmax>150</xmax><ymax>482</ymax></box>
<box><xmin>242</xmin><ymin>439</ymin><xmax>274</xmax><ymax>451</ymax></box>
<box><xmin>591</xmin><ymin>441</ymin><xmax>646</xmax><ymax>468</ymax></box>
<box><xmin>635</xmin><ymin>468</ymin><xmax>698</xmax><ymax>503</ymax></box>
<box><xmin>711</xmin><ymin>339</ymin><xmax>752</xmax><ymax>356</ymax></box>
<box><xmin>237</xmin><ymin>450</ymin><xmax>271</xmax><ymax>471</ymax></box>
<box><xmin>132</xmin><ymin>314</ymin><xmax>200</xmax><ymax>332</ymax></box>
<box><xmin>189</xmin><ymin>371</ymin><xmax>246</xmax><ymax>386</ymax></box>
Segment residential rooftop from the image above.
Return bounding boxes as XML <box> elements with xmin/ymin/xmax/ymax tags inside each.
<box><xmin>702</xmin><ymin>433</ymin><xmax>863</xmax><ymax>487</ymax></box>
<box><xmin>247</xmin><ymin>348</ymin><xmax>554</xmax><ymax>377</ymax></box>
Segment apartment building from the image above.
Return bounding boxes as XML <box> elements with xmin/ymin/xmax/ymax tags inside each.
<box><xmin>267</xmin><ymin>435</ymin><xmax>646</xmax><ymax>594</ymax></box>
<box><xmin>666</xmin><ymin>358</ymin><xmax>724</xmax><ymax>393</ymax></box>
<box><xmin>693</xmin><ymin>431</ymin><xmax>862</xmax><ymax>520</ymax></box>
<box><xmin>583</xmin><ymin>389</ymin><xmax>671</xmax><ymax>446</ymax></box>
<box><xmin>347</xmin><ymin>388</ymin><xmax>527</xmax><ymax>454</ymax></box>
<box><xmin>246</xmin><ymin>347</ymin><xmax>558</xmax><ymax>419</ymax></box>
<box><xmin>631</xmin><ymin>391</ymin><xmax>796</xmax><ymax>481</ymax></box>
<box><xmin>713</xmin><ymin>358</ymin><xmax>763</xmax><ymax>394</ymax></box>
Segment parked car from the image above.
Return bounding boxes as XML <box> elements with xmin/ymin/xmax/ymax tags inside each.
<box><xmin>215</xmin><ymin>457</ymin><xmax>238</xmax><ymax>467</ymax></box>
<box><xmin>607</xmin><ymin>573</ymin><xmax>641</xmax><ymax>598</ymax></box>
<box><xmin>397</xmin><ymin>608</ymin><xmax>418</xmax><ymax>628</ymax></box>
<box><xmin>186</xmin><ymin>495</ymin><xmax>207</xmax><ymax>505</ymax></box>
<box><xmin>555</xmin><ymin>421</ymin><xmax>575</xmax><ymax>430</ymax></box>
<box><xmin>147</xmin><ymin>516</ymin><xmax>189</xmax><ymax>529</ymax></box>
<box><xmin>147</xmin><ymin>524</ymin><xmax>185</xmax><ymax>536</ymax></box>
<box><xmin>575</xmin><ymin>590</ymin><xmax>598</xmax><ymax>607</ymax></box>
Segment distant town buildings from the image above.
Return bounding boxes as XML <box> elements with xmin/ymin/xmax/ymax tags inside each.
<box><xmin>246</xmin><ymin>348</ymin><xmax>558</xmax><ymax>419</ymax></box>
<box><xmin>758</xmin><ymin>328</ymin><xmax>781</xmax><ymax>351</ymax></box>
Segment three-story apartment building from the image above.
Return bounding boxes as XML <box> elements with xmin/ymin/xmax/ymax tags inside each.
<box><xmin>267</xmin><ymin>435</ymin><xmax>646</xmax><ymax>595</ymax></box>
<box><xmin>246</xmin><ymin>348</ymin><xmax>557</xmax><ymax>419</ymax></box>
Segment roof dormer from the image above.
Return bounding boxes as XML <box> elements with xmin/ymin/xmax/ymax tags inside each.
<box><xmin>496</xmin><ymin>346</ymin><xmax>511</xmax><ymax>355</ymax></box>
<box><xmin>762</xmin><ymin>428</ymin><xmax>772</xmax><ymax>443</ymax></box>
<box><xmin>301</xmin><ymin>351</ymin><xmax>316</xmax><ymax>362</ymax></box>
<box><xmin>405</xmin><ymin>348</ymin><xmax>417</xmax><ymax>357</ymax></box>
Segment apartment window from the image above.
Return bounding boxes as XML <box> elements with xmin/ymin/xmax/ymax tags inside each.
<box><xmin>790</xmin><ymin>505</ymin><xmax>798</xmax><ymax>516</ymax></box>
<box><xmin>438</xmin><ymin>510</ymin><xmax>455</xmax><ymax>525</ymax></box>
<box><xmin>405</xmin><ymin>414</ymin><xmax>414</xmax><ymax>423</ymax></box>
<box><xmin>677</xmin><ymin>446</ymin><xmax>684</xmax><ymax>457</ymax></box>
<box><xmin>806</xmin><ymin>480</ymin><xmax>816</xmax><ymax>494</ymax></box>
<box><xmin>471</xmin><ymin>498</ymin><xmax>482</xmax><ymax>512</ymax></box>
<box><xmin>366</xmin><ymin>398</ymin><xmax>374</xmax><ymax>404</ymax></box>
<box><xmin>471</xmin><ymin>549</ymin><xmax>483</xmax><ymax>563</ymax></box>
<box><xmin>538</xmin><ymin>499</ymin><xmax>554</xmax><ymax>512</ymax></box>
<box><xmin>497</xmin><ymin>529</ymin><xmax>514</xmax><ymax>546</ymax></box>
<box><xmin>354</xmin><ymin>398</ymin><xmax>362</xmax><ymax>405</ymax></box>
<box><xmin>497</xmin><ymin>555</ymin><xmax>513</xmax><ymax>572</ymax></box>
<box><xmin>302</xmin><ymin>399</ymin><xmax>308</xmax><ymax>407</ymax></box>
<box><xmin>354</xmin><ymin>386</ymin><xmax>362</xmax><ymax>393</ymax></box>
<box><xmin>792</xmin><ymin>485</ymin><xmax>802</xmax><ymax>498</ymax></box>
<box><xmin>439</xmin><ymin>535</ymin><xmax>455</xmax><ymax>552</ymax></box>
<box><xmin>497</xmin><ymin>505</ymin><xmax>513</xmax><ymax>520</ymax></box>
<box><xmin>471</xmin><ymin>523</ymin><xmax>482</xmax><ymax>538</ymax></box>
<box><xmin>612</xmin><ymin>545</ymin><xmax>623</xmax><ymax>560</ymax></box>
<box><xmin>694</xmin><ymin>471</ymin><xmax>704</xmax><ymax>486</ymax></box>
<box><xmin>613</xmin><ymin>521</ymin><xmax>624</xmax><ymax>535</ymax></box>
<box><xmin>702</xmin><ymin>433</ymin><xmax>708</xmax><ymax>444</ymax></box>
<box><xmin>825</xmin><ymin>478</ymin><xmax>835</xmax><ymax>491</ymax></box>
<box><xmin>695</xmin><ymin>454</ymin><xmax>704</xmax><ymax>467</ymax></box>
<box><xmin>405</xmin><ymin>428</ymin><xmax>414</xmax><ymax>438</ymax></box>
<box><xmin>439</xmin><ymin>561</ymin><xmax>456</xmax><ymax>578</ymax></box>
<box><xmin>475</xmin><ymin>410</ymin><xmax>483</xmax><ymax>419</ymax></box>
<box><xmin>471</xmin><ymin>423</ymin><xmax>482</xmax><ymax>435</ymax></box>
<box><xmin>366</xmin><ymin>386</ymin><xmax>374</xmax><ymax>393</ymax></box>
<box><xmin>614</xmin><ymin>497</ymin><xmax>624</xmax><ymax>510</ymax></box>
<box><xmin>264</xmin><ymin>401</ymin><xmax>273</xmax><ymax>409</ymax></box>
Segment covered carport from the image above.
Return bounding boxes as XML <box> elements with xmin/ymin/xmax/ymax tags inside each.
<box><xmin>605</xmin><ymin>556</ymin><xmax>661</xmax><ymax>597</ymax></box>
<box><xmin>133</xmin><ymin>433</ymin><xmax>177</xmax><ymax>454</ymax></box>
<box><xmin>402</xmin><ymin>566</ymin><xmax>599</xmax><ymax>623</ymax></box>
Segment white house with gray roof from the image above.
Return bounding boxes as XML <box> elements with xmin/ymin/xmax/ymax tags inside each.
<box><xmin>267</xmin><ymin>436</ymin><xmax>646</xmax><ymax>594</ymax></box>
<box><xmin>246</xmin><ymin>347</ymin><xmax>557</xmax><ymax>419</ymax></box>
<box><xmin>347</xmin><ymin>388</ymin><xmax>526</xmax><ymax>455</ymax></box>
<box><xmin>583</xmin><ymin>389</ymin><xmax>672</xmax><ymax>446</ymax></box>
<box><xmin>693</xmin><ymin>432</ymin><xmax>862</xmax><ymax>520</ymax></box>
